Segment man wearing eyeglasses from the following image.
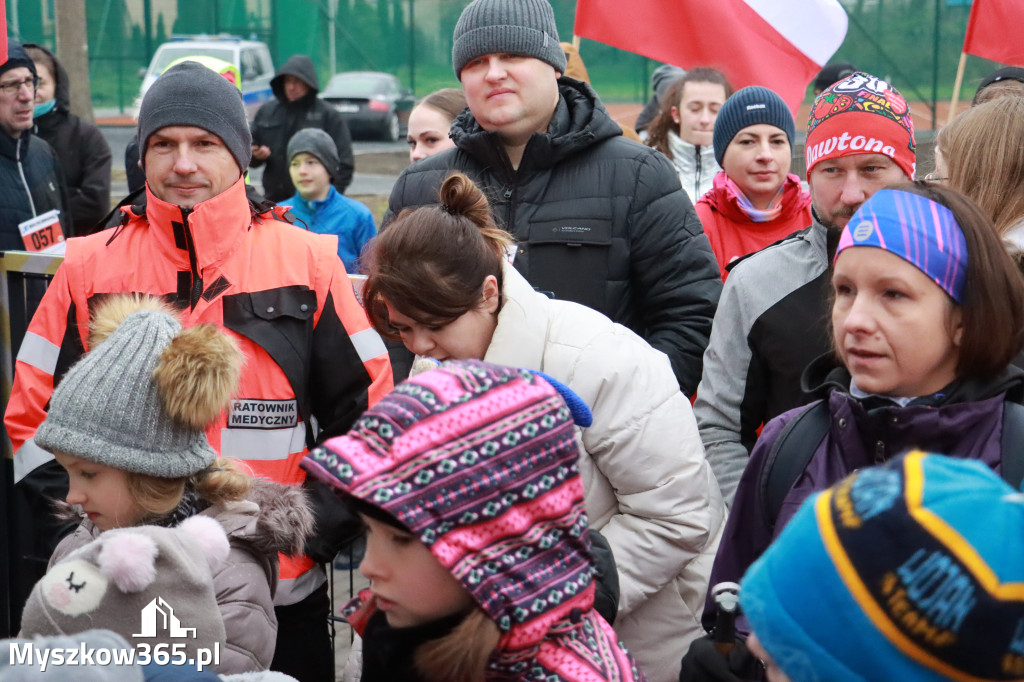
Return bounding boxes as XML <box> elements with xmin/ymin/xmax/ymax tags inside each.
<box><xmin>0</xmin><ymin>41</ymin><xmax>69</xmax><ymax>251</ymax></box>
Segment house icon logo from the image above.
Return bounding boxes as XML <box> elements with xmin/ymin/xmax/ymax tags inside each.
<box><xmin>133</xmin><ymin>597</ymin><xmax>197</xmax><ymax>638</ymax></box>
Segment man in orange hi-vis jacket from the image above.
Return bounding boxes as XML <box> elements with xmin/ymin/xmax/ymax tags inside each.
<box><xmin>4</xmin><ymin>60</ymin><xmax>393</xmax><ymax>681</ymax></box>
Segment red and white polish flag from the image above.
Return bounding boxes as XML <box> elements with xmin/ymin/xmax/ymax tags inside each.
<box><xmin>574</xmin><ymin>0</ymin><xmax>848</xmax><ymax>112</ymax></box>
<box><xmin>962</xmin><ymin>0</ymin><xmax>1024</xmax><ymax>66</ymax></box>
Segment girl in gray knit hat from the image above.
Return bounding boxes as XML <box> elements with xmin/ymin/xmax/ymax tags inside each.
<box><xmin>29</xmin><ymin>294</ymin><xmax>314</xmax><ymax>675</ymax></box>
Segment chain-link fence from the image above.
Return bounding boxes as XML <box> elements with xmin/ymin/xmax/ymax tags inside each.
<box><xmin>2</xmin><ymin>0</ymin><xmax>1002</xmax><ymax>118</ymax></box>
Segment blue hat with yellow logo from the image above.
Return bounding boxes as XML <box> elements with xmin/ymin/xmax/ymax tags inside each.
<box><xmin>741</xmin><ymin>451</ymin><xmax>1024</xmax><ymax>682</ymax></box>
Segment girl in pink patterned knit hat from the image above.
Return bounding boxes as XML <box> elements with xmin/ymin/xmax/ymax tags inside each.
<box><xmin>302</xmin><ymin>359</ymin><xmax>645</xmax><ymax>682</ymax></box>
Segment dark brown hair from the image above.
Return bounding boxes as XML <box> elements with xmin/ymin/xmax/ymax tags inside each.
<box><xmin>835</xmin><ymin>182</ymin><xmax>1024</xmax><ymax>380</ymax></box>
<box><xmin>416</xmin><ymin>88</ymin><xmax>468</xmax><ymax>124</ymax></box>
<box><xmin>645</xmin><ymin>67</ymin><xmax>734</xmax><ymax>159</ymax></box>
<box><xmin>23</xmin><ymin>45</ymin><xmax>55</xmax><ymax>80</ymax></box>
<box><xmin>363</xmin><ymin>173</ymin><xmax>512</xmax><ymax>338</ymax></box>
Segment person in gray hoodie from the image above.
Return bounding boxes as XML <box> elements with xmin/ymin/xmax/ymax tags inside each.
<box><xmin>250</xmin><ymin>55</ymin><xmax>354</xmax><ymax>201</ymax></box>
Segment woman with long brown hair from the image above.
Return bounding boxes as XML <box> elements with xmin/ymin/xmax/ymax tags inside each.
<box><xmin>645</xmin><ymin>67</ymin><xmax>733</xmax><ymax>204</ymax></box>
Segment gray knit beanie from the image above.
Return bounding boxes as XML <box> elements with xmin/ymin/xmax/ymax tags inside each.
<box><xmin>35</xmin><ymin>296</ymin><xmax>242</xmax><ymax>478</ymax></box>
<box><xmin>712</xmin><ymin>85</ymin><xmax>796</xmax><ymax>166</ymax></box>
<box><xmin>287</xmin><ymin>128</ymin><xmax>341</xmax><ymax>179</ymax></box>
<box><xmin>137</xmin><ymin>60</ymin><xmax>252</xmax><ymax>172</ymax></box>
<box><xmin>452</xmin><ymin>0</ymin><xmax>567</xmax><ymax>78</ymax></box>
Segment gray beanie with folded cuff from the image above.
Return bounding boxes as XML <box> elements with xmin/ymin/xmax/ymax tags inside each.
<box><xmin>288</xmin><ymin>128</ymin><xmax>341</xmax><ymax>179</ymax></box>
<box><xmin>452</xmin><ymin>0</ymin><xmax>567</xmax><ymax>78</ymax></box>
<box><xmin>35</xmin><ymin>297</ymin><xmax>242</xmax><ymax>478</ymax></box>
<box><xmin>137</xmin><ymin>60</ymin><xmax>252</xmax><ymax>172</ymax></box>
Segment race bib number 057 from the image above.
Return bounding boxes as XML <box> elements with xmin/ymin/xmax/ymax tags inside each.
<box><xmin>18</xmin><ymin>209</ymin><xmax>64</xmax><ymax>253</ymax></box>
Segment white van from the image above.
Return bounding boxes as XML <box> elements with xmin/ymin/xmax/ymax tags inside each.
<box><xmin>135</xmin><ymin>35</ymin><xmax>275</xmax><ymax>119</ymax></box>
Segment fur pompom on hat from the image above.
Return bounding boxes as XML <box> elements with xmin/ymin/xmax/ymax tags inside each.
<box><xmin>19</xmin><ymin>519</ymin><xmax>229</xmax><ymax>662</ymax></box>
<box><xmin>35</xmin><ymin>295</ymin><xmax>243</xmax><ymax>477</ymax></box>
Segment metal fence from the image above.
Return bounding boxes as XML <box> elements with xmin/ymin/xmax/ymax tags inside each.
<box><xmin>3</xmin><ymin>0</ymin><xmax>999</xmax><ymax>118</ymax></box>
<box><xmin>0</xmin><ymin>250</ymin><xmax>64</xmax><ymax>637</ymax></box>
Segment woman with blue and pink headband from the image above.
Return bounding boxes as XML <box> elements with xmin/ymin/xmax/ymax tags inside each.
<box><xmin>681</xmin><ymin>183</ymin><xmax>1024</xmax><ymax>676</ymax></box>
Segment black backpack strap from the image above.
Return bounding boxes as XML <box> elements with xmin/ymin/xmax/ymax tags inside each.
<box><xmin>757</xmin><ymin>400</ymin><xmax>831</xmax><ymax>534</ymax></box>
<box><xmin>1000</xmin><ymin>401</ymin><xmax>1024</xmax><ymax>489</ymax></box>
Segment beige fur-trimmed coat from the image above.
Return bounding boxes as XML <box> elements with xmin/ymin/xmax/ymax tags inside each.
<box><xmin>486</xmin><ymin>264</ymin><xmax>725</xmax><ymax>682</ymax></box>
<box><xmin>50</xmin><ymin>479</ymin><xmax>313</xmax><ymax>674</ymax></box>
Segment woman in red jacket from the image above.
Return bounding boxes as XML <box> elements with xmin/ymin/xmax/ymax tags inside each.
<box><xmin>696</xmin><ymin>86</ymin><xmax>811</xmax><ymax>279</ymax></box>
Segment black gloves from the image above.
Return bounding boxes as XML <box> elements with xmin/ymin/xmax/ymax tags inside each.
<box><xmin>301</xmin><ymin>477</ymin><xmax>364</xmax><ymax>563</ymax></box>
<box><xmin>588</xmin><ymin>528</ymin><xmax>619</xmax><ymax>626</ymax></box>
<box><xmin>679</xmin><ymin>634</ymin><xmax>762</xmax><ymax>682</ymax></box>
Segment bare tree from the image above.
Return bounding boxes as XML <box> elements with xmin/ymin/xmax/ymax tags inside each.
<box><xmin>54</xmin><ymin>0</ymin><xmax>95</xmax><ymax>123</ymax></box>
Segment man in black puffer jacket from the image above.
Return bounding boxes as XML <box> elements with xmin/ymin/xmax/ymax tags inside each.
<box><xmin>386</xmin><ymin>0</ymin><xmax>721</xmax><ymax>395</ymax></box>
<box><xmin>0</xmin><ymin>41</ymin><xmax>70</xmax><ymax>251</ymax></box>
<box><xmin>250</xmin><ymin>55</ymin><xmax>354</xmax><ymax>201</ymax></box>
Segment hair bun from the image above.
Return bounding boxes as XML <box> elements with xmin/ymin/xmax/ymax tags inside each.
<box><xmin>439</xmin><ymin>172</ymin><xmax>494</xmax><ymax>229</ymax></box>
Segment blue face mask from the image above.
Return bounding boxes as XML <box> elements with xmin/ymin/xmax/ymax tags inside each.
<box><xmin>33</xmin><ymin>99</ymin><xmax>56</xmax><ymax>118</ymax></box>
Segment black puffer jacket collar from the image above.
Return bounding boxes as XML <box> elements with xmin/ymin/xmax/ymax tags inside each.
<box><xmin>271</xmin><ymin>54</ymin><xmax>319</xmax><ymax>102</ymax></box>
<box><xmin>449</xmin><ymin>76</ymin><xmax>622</xmax><ymax>172</ymax></box>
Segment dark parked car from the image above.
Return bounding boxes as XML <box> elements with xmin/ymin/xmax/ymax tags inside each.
<box><xmin>319</xmin><ymin>71</ymin><xmax>415</xmax><ymax>142</ymax></box>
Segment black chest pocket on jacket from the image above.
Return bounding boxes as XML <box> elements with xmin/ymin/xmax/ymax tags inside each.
<box><xmin>252</xmin><ymin>117</ymin><xmax>283</xmax><ymax>140</ymax></box>
<box><xmin>525</xmin><ymin>219</ymin><xmax>613</xmax><ymax>314</ymax></box>
<box><xmin>222</xmin><ymin>286</ymin><xmax>318</xmax><ymax>419</ymax></box>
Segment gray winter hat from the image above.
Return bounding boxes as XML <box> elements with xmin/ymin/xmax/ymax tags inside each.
<box><xmin>137</xmin><ymin>60</ymin><xmax>252</xmax><ymax>172</ymax></box>
<box><xmin>35</xmin><ymin>296</ymin><xmax>242</xmax><ymax>478</ymax></box>
<box><xmin>287</xmin><ymin>128</ymin><xmax>341</xmax><ymax>179</ymax></box>
<box><xmin>452</xmin><ymin>0</ymin><xmax>567</xmax><ymax>78</ymax></box>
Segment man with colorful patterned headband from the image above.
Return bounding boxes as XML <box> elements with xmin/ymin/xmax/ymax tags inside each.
<box><xmin>694</xmin><ymin>72</ymin><xmax>917</xmax><ymax>505</ymax></box>
<box><xmin>684</xmin><ymin>184</ymin><xmax>1024</xmax><ymax>681</ymax></box>
<box><xmin>742</xmin><ymin>451</ymin><xmax>1024</xmax><ymax>682</ymax></box>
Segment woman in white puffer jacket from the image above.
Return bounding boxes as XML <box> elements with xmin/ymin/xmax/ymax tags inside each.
<box><xmin>358</xmin><ymin>172</ymin><xmax>725</xmax><ymax>682</ymax></box>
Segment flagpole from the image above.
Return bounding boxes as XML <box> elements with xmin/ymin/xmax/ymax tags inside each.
<box><xmin>572</xmin><ymin>34</ymin><xmax>581</xmax><ymax>51</ymax></box>
<box><xmin>947</xmin><ymin>51</ymin><xmax>967</xmax><ymax>126</ymax></box>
